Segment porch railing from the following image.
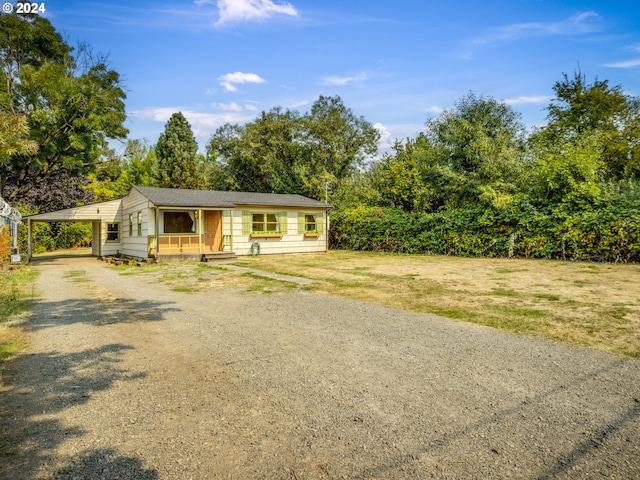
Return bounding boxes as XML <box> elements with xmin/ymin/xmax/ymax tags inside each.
<box><xmin>148</xmin><ymin>234</ymin><xmax>202</xmax><ymax>254</ymax></box>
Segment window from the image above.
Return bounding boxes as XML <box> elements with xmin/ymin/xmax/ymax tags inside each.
<box><xmin>163</xmin><ymin>212</ymin><xmax>194</xmax><ymax>233</ymax></box>
<box><xmin>304</xmin><ymin>214</ymin><xmax>317</xmax><ymax>232</ymax></box>
<box><xmin>252</xmin><ymin>213</ymin><xmax>278</xmax><ymax>233</ymax></box>
<box><xmin>242</xmin><ymin>211</ymin><xmax>288</xmax><ymax>235</ymax></box>
<box><xmin>128</xmin><ymin>214</ymin><xmax>133</xmax><ymax>236</ymax></box>
<box><xmin>137</xmin><ymin>211</ymin><xmax>142</xmax><ymax>236</ymax></box>
<box><xmin>106</xmin><ymin>223</ymin><xmax>120</xmax><ymax>242</ymax></box>
<box><xmin>298</xmin><ymin>212</ymin><xmax>323</xmax><ymax>235</ymax></box>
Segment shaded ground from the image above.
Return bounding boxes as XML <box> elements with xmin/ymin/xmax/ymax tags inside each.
<box><xmin>0</xmin><ymin>256</ymin><xmax>639</xmax><ymax>479</ymax></box>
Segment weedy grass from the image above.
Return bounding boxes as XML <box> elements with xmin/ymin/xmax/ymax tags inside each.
<box><xmin>0</xmin><ymin>266</ymin><xmax>39</xmax><ymax>386</ymax></box>
<box><xmin>0</xmin><ymin>268</ymin><xmax>39</xmax><ymax>322</ymax></box>
<box><xmin>63</xmin><ymin>270</ymin><xmax>90</xmax><ymax>282</ymax></box>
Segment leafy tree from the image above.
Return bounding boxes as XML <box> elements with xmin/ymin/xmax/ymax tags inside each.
<box><xmin>368</xmin><ymin>136</ymin><xmax>436</xmax><ymax>212</ymax></box>
<box><xmin>85</xmin><ymin>139</ymin><xmax>156</xmax><ymax>201</ymax></box>
<box><xmin>530</xmin><ymin>131</ymin><xmax>607</xmax><ymax>208</ymax></box>
<box><xmin>366</xmin><ymin>94</ymin><xmax>529</xmax><ymax>212</ymax></box>
<box><xmin>154</xmin><ymin>112</ymin><xmax>204</xmax><ymax>189</ymax></box>
<box><xmin>301</xmin><ymin>95</ymin><xmax>379</xmax><ymax>198</ymax></box>
<box><xmin>206</xmin><ymin>95</ymin><xmax>379</xmax><ymax>200</ymax></box>
<box><xmin>207</xmin><ymin>108</ymin><xmax>304</xmax><ymax>193</ymax></box>
<box><xmin>0</xmin><ymin>11</ymin><xmax>128</xmax><ymax>203</ymax></box>
<box><xmin>534</xmin><ymin>71</ymin><xmax>640</xmax><ymax>179</ymax></box>
<box><xmin>0</xmin><ymin>113</ymin><xmax>38</xmax><ymax>164</ymax></box>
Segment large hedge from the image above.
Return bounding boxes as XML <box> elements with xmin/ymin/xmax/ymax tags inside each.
<box><xmin>329</xmin><ymin>205</ymin><xmax>640</xmax><ymax>262</ymax></box>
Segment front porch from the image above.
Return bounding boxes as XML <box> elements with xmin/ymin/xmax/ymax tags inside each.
<box><xmin>146</xmin><ymin>209</ymin><xmax>236</xmax><ymax>262</ymax></box>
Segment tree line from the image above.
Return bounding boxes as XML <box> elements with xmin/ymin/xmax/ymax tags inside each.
<box><xmin>2</xmin><ymin>11</ymin><xmax>639</xmax><ymax>260</ymax></box>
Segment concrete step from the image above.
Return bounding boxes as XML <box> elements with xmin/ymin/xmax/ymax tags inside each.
<box><xmin>201</xmin><ymin>252</ymin><xmax>237</xmax><ymax>263</ymax></box>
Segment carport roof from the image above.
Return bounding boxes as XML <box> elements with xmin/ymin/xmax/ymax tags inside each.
<box><xmin>133</xmin><ymin>186</ymin><xmax>331</xmax><ymax>209</ymax></box>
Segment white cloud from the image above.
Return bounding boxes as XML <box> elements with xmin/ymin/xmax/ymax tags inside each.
<box><xmin>132</xmin><ymin>107</ymin><xmax>254</xmax><ymax>138</ymax></box>
<box><xmin>503</xmin><ymin>95</ymin><xmax>551</xmax><ymax>105</ymax></box>
<box><xmin>425</xmin><ymin>105</ymin><xmax>444</xmax><ymax>115</ymax></box>
<box><xmin>374</xmin><ymin>123</ymin><xmax>394</xmax><ymax>151</ymax></box>
<box><xmin>603</xmin><ymin>59</ymin><xmax>640</xmax><ymax>69</ymax></box>
<box><xmin>212</xmin><ymin>101</ymin><xmax>260</xmax><ymax>112</ymax></box>
<box><xmin>216</xmin><ymin>101</ymin><xmax>243</xmax><ymax>111</ymax></box>
<box><xmin>473</xmin><ymin>11</ymin><xmax>602</xmax><ymax>45</ymax></box>
<box><xmin>218</xmin><ymin>72</ymin><xmax>265</xmax><ymax>92</ymax></box>
<box><xmin>203</xmin><ymin>0</ymin><xmax>298</xmax><ymax>26</ymax></box>
<box><xmin>320</xmin><ymin>72</ymin><xmax>367</xmax><ymax>86</ymax></box>
<box><xmin>287</xmin><ymin>99</ymin><xmax>311</xmax><ymax>109</ymax></box>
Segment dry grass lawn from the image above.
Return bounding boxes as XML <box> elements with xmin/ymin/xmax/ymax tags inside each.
<box><xmin>236</xmin><ymin>251</ymin><xmax>640</xmax><ymax>358</ymax></box>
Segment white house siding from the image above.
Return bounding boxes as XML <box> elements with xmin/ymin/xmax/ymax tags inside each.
<box><xmin>228</xmin><ymin>207</ymin><xmax>328</xmax><ymax>256</ymax></box>
<box><xmin>122</xmin><ymin>188</ymin><xmax>151</xmax><ymax>258</ymax></box>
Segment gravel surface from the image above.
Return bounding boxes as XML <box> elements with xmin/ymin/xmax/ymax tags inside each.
<box><xmin>1</xmin><ymin>256</ymin><xmax>639</xmax><ymax>479</ymax></box>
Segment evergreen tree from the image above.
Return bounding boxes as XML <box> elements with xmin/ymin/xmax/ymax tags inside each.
<box><xmin>154</xmin><ymin>112</ymin><xmax>204</xmax><ymax>189</ymax></box>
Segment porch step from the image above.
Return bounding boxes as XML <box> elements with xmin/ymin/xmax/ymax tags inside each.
<box><xmin>201</xmin><ymin>252</ymin><xmax>237</xmax><ymax>263</ymax></box>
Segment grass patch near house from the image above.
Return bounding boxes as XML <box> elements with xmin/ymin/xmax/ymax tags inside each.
<box><xmin>63</xmin><ymin>270</ymin><xmax>89</xmax><ymax>282</ymax></box>
<box><xmin>172</xmin><ymin>286</ymin><xmax>199</xmax><ymax>293</ymax></box>
<box><xmin>0</xmin><ymin>268</ymin><xmax>38</xmax><ymax>323</ymax></box>
<box><xmin>113</xmin><ymin>262</ymin><xmax>298</xmax><ymax>294</ymax></box>
<box><xmin>238</xmin><ymin>251</ymin><xmax>640</xmax><ymax>358</ymax></box>
<box><xmin>0</xmin><ymin>266</ymin><xmax>38</xmax><ymax>386</ymax></box>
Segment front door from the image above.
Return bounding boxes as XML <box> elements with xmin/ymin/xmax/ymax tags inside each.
<box><xmin>203</xmin><ymin>211</ymin><xmax>222</xmax><ymax>251</ymax></box>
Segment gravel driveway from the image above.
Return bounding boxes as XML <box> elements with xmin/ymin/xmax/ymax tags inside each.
<box><xmin>1</xmin><ymin>256</ymin><xmax>639</xmax><ymax>479</ymax></box>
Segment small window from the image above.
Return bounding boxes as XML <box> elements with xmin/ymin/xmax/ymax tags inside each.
<box><xmin>106</xmin><ymin>223</ymin><xmax>120</xmax><ymax>242</ymax></box>
<box><xmin>137</xmin><ymin>211</ymin><xmax>142</xmax><ymax>236</ymax></box>
<box><xmin>252</xmin><ymin>213</ymin><xmax>279</xmax><ymax>233</ymax></box>
<box><xmin>128</xmin><ymin>214</ymin><xmax>133</xmax><ymax>236</ymax></box>
<box><xmin>304</xmin><ymin>214</ymin><xmax>317</xmax><ymax>232</ymax></box>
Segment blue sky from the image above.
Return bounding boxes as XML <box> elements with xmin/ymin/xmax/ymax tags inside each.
<box><xmin>45</xmin><ymin>0</ymin><xmax>640</xmax><ymax>153</ymax></box>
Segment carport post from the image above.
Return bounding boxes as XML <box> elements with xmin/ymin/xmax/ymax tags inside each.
<box><xmin>27</xmin><ymin>218</ymin><xmax>32</xmax><ymax>260</ymax></box>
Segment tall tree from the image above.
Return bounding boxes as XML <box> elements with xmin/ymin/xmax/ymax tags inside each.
<box><xmin>422</xmin><ymin>93</ymin><xmax>529</xmax><ymax>209</ymax></box>
<box><xmin>154</xmin><ymin>112</ymin><xmax>204</xmax><ymax>189</ymax></box>
<box><xmin>207</xmin><ymin>108</ymin><xmax>304</xmax><ymax>193</ymax></box>
<box><xmin>206</xmin><ymin>95</ymin><xmax>379</xmax><ymax>199</ymax></box>
<box><xmin>533</xmin><ymin>71</ymin><xmax>640</xmax><ymax>179</ymax></box>
<box><xmin>85</xmin><ymin>140</ymin><xmax>156</xmax><ymax>201</ymax></box>
<box><xmin>0</xmin><ymin>11</ymin><xmax>128</xmax><ymax>203</ymax></box>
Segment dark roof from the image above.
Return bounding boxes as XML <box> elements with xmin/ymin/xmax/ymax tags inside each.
<box><xmin>132</xmin><ymin>186</ymin><xmax>331</xmax><ymax>209</ymax></box>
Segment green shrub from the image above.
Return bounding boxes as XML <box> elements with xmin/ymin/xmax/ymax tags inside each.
<box><xmin>330</xmin><ymin>205</ymin><xmax>640</xmax><ymax>262</ymax></box>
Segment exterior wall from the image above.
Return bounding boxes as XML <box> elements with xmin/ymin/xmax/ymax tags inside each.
<box><xmin>122</xmin><ymin>188</ymin><xmax>151</xmax><ymax>258</ymax></box>
<box><xmin>227</xmin><ymin>207</ymin><xmax>328</xmax><ymax>256</ymax></box>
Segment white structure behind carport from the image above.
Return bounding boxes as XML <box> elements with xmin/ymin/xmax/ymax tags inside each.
<box><xmin>25</xmin><ymin>199</ymin><xmax>122</xmax><ymax>259</ymax></box>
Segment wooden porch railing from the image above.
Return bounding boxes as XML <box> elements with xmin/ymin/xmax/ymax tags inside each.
<box><xmin>148</xmin><ymin>234</ymin><xmax>202</xmax><ymax>254</ymax></box>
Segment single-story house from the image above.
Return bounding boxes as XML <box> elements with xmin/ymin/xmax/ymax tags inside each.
<box><xmin>25</xmin><ymin>186</ymin><xmax>331</xmax><ymax>262</ymax></box>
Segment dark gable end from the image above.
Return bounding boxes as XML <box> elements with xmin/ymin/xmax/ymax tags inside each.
<box><xmin>131</xmin><ymin>186</ymin><xmax>331</xmax><ymax>209</ymax></box>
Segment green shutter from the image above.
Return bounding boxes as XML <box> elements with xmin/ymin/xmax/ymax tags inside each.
<box><xmin>316</xmin><ymin>214</ymin><xmax>324</xmax><ymax>234</ymax></box>
<box><xmin>279</xmin><ymin>212</ymin><xmax>288</xmax><ymax>234</ymax></box>
<box><xmin>242</xmin><ymin>211</ymin><xmax>252</xmax><ymax>234</ymax></box>
<box><xmin>298</xmin><ymin>212</ymin><xmax>305</xmax><ymax>233</ymax></box>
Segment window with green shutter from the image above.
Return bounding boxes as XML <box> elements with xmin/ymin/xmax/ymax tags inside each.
<box><xmin>242</xmin><ymin>211</ymin><xmax>288</xmax><ymax>234</ymax></box>
<box><xmin>298</xmin><ymin>212</ymin><xmax>323</xmax><ymax>234</ymax></box>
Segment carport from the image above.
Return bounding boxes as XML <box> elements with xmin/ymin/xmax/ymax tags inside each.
<box><xmin>24</xmin><ymin>199</ymin><xmax>123</xmax><ymax>260</ymax></box>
